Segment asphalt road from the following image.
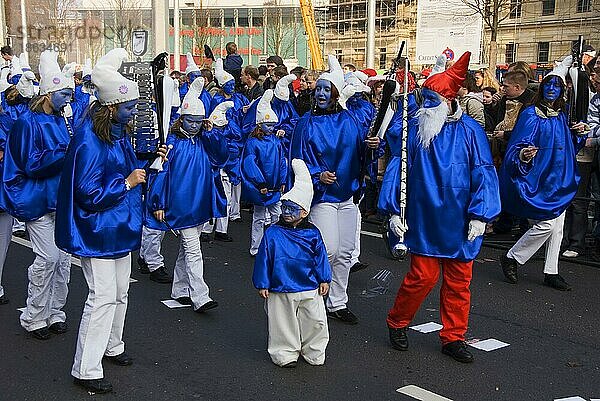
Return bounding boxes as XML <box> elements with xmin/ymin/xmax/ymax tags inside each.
<box><xmin>1</xmin><ymin>213</ymin><xmax>599</xmax><ymax>401</ymax></box>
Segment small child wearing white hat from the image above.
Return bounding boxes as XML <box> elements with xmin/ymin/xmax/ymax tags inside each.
<box><xmin>252</xmin><ymin>159</ymin><xmax>331</xmax><ymax>368</ymax></box>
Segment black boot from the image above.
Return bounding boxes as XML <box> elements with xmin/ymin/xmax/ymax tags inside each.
<box><xmin>137</xmin><ymin>256</ymin><xmax>150</xmax><ymax>274</ymax></box>
<box><xmin>74</xmin><ymin>377</ymin><xmax>113</xmax><ymax>393</ymax></box>
<box><xmin>500</xmin><ymin>254</ymin><xmax>519</xmax><ymax>284</ymax></box>
<box><xmin>388</xmin><ymin>327</ymin><xmax>408</xmax><ymax>351</ymax></box>
<box><xmin>149</xmin><ymin>266</ymin><xmax>173</xmax><ymax>283</ymax></box>
<box><xmin>442</xmin><ymin>341</ymin><xmax>474</xmax><ymax>363</ymax></box>
<box><xmin>544</xmin><ymin>274</ymin><xmax>572</xmax><ymax>291</ymax></box>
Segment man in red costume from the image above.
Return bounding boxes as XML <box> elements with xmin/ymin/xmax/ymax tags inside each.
<box><xmin>380</xmin><ymin>52</ymin><xmax>501</xmax><ymax>363</ymax></box>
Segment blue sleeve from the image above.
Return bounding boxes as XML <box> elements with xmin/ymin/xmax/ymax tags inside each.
<box><xmin>290</xmin><ymin>119</ymin><xmax>326</xmax><ymax>192</ymax></box>
<box><xmin>312</xmin><ymin>231</ymin><xmax>331</xmax><ymax>284</ymax></box>
<box><xmin>504</xmin><ymin>110</ymin><xmax>539</xmax><ymax>177</ymax></box>
<box><xmin>241</xmin><ymin>141</ymin><xmax>267</xmax><ymax>188</ymax></box>
<box><xmin>467</xmin><ymin>125</ymin><xmax>501</xmax><ymax>222</ymax></box>
<box><xmin>279</xmin><ymin>143</ymin><xmax>288</xmax><ymax>187</ymax></box>
<box><xmin>74</xmin><ymin>141</ymin><xmax>128</xmax><ymax>212</ymax></box>
<box><xmin>202</xmin><ymin>127</ymin><xmax>228</xmax><ymax>167</ymax></box>
<box><xmin>12</xmin><ymin>118</ymin><xmax>67</xmax><ymax>178</ymax></box>
<box><xmin>252</xmin><ymin>232</ymin><xmax>272</xmax><ymax>289</ymax></box>
<box><xmin>148</xmin><ymin>162</ymin><xmax>169</xmax><ymax>212</ymax></box>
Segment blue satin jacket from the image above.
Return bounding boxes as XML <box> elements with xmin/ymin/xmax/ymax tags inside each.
<box><xmin>241</xmin><ymin>134</ymin><xmax>288</xmax><ymax>206</ymax></box>
<box><xmin>55</xmin><ymin>119</ymin><xmax>143</xmax><ymax>258</ymax></box>
<box><xmin>72</xmin><ymin>85</ymin><xmax>92</xmax><ymax>124</ymax></box>
<box><xmin>145</xmin><ymin>129</ymin><xmax>229</xmax><ymax>230</ymax></box>
<box><xmin>347</xmin><ymin>95</ymin><xmax>376</xmax><ymax>136</ymax></box>
<box><xmin>379</xmin><ymin>112</ymin><xmax>501</xmax><ymax>261</ymax></box>
<box><xmin>3</xmin><ymin>102</ymin><xmax>29</xmax><ymax>121</ymax></box>
<box><xmin>218</xmin><ymin>109</ymin><xmax>244</xmax><ymax>185</ymax></box>
<box><xmin>253</xmin><ymin>221</ymin><xmax>331</xmax><ymax>292</ymax></box>
<box><xmin>499</xmin><ymin>106</ymin><xmax>585</xmax><ymax>221</ymax></box>
<box><xmin>3</xmin><ymin>111</ymin><xmax>71</xmax><ymax>221</ymax></box>
<box><xmin>290</xmin><ymin>109</ymin><xmax>365</xmax><ymax>204</ymax></box>
<box><xmin>241</xmin><ymin>97</ymin><xmax>299</xmax><ymax>154</ymax></box>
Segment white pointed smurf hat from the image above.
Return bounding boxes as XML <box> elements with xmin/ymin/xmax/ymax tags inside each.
<box><xmin>256</xmin><ymin>89</ymin><xmax>278</xmax><ymax>124</ymax></box>
<box><xmin>215</xmin><ymin>58</ymin><xmax>234</xmax><ymax>85</ymax></box>
<box><xmin>274</xmin><ymin>73</ymin><xmax>296</xmax><ymax>101</ymax></box>
<box><xmin>280</xmin><ymin>159</ymin><xmax>314</xmax><ymax>212</ymax></box>
<box><xmin>318</xmin><ymin>55</ymin><xmax>345</xmax><ymax>95</ymax></box>
<box><xmin>208</xmin><ymin>100</ymin><xmax>234</xmax><ymax>126</ymax></box>
<box><xmin>185</xmin><ymin>52</ymin><xmax>201</xmax><ymax>75</ymax></box>
<box><xmin>181</xmin><ymin>76</ymin><xmax>206</xmax><ymax>116</ymax></box>
<box><xmin>548</xmin><ymin>55</ymin><xmax>573</xmax><ymax>83</ymax></box>
<box><xmin>92</xmin><ymin>48</ymin><xmax>139</xmax><ymax>105</ymax></box>
<box><xmin>39</xmin><ymin>50</ymin><xmax>75</xmax><ymax>95</ymax></box>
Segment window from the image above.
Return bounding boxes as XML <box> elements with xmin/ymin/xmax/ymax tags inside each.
<box><xmin>379</xmin><ymin>47</ymin><xmax>387</xmax><ymax>69</ymax></box>
<box><xmin>509</xmin><ymin>0</ymin><xmax>521</xmax><ymax>18</ymax></box>
<box><xmin>505</xmin><ymin>43</ymin><xmax>516</xmax><ymax>64</ymax></box>
<box><xmin>537</xmin><ymin>42</ymin><xmax>550</xmax><ymax>63</ymax></box>
<box><xmin>335</xmin><ymin>49</ymin><xmax>342</xmax><ymax>63</ymax></box>
<box><xmin>577</xmin><ymin>0</ymin><xmax>591</xmax><ymax>12</ymax></box>
<box><xmin>542</xmin><ymin>0</ymin><xmax>555</xmax><ymax>15</ymax></box>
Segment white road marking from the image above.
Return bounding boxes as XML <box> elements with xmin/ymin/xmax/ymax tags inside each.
<box><xmin>13</xmin><ymin>235</ymin><xmax>81</xmax><ymax>268</ymax></box>
<box><xmin>396</xmin><ymin>385</ymin><xmax>453</xmax><ymax>401</ymax></box>
<box><xmin>361</xmin><ymin>230</ymin><xmax>383</xmax><ymax>238</ymax></box>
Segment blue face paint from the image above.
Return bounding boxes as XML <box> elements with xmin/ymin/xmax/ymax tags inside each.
<box><xmin>188</xmin><ymin>71</ymin><xmax>202</xmax><ymax>84</ymax></box>
<box><xmin>281</xmin><ymin>200</ymin><xmax>303</xmax><ymax>223</ymax></box>
<box><xmin>421</xmin><ymin>88</ymin><xmax>442</xmax><ymax>109</ymax></box>
<box><xmin>114</xmin><ymin>99</ymin><xmax>139</xmax><ymax>124</ymax></box>
<box><xmin>542</xmin><ymin>76</ymin><xmax>562</xmax><ymax>102</ymax></box>
<box><xmin>181</xmin><ymin>114</ymin><xmax>204</xmax><ymax>134</ymax></box>
<box><xmin>260</xmin><ymin>122</ymin><xmax>276</xmax><ymax>135</ymax></box>
<box><xmin>50</xmin><ymin>88</ymin><xmax>73</xmax><ymax>112</ymax></box>
<box><xmin>223</xmin><ymin>80</ymin><xmax>235</xmax><ymax>95</ymax></box>
<box><xmin>315</xmin><ymin>79</ymin><xmax>333</xmax><ymax>110</ymax></box>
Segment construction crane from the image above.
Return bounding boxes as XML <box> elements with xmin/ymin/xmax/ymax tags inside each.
<box><xmin>299</xmin><ymin>0</ymin><xmax>325</xmax><ymax>70</ymax></box>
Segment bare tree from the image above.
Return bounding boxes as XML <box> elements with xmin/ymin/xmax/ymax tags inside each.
<box><xmin>459</xmin><ymin>0</ymin><xmax>529</xmax><ymax>67</ymax></box>
<box><xmin>92</xmin><ymin>0</ymin><xmax>147</xmax><ymax>52</ymax></box>
<box><xmin>264</xmin><ymin>0</ymin><xmax>299</xmax><ymax>59</ymax></box>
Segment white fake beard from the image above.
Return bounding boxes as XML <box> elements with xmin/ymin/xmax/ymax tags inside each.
<box><xmin>415</xmin><ymin>101</ymin><xmax>449</xmax><ymax>149</ymax></box>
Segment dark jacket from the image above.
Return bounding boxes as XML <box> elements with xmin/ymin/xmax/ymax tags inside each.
<box><xmin>245</xmin><ymin>82</ymin><xmax>264</xmax><ymax>101</ymax></box>
<box><xmin>224</xmin><ymin>54</ymin><xmax>244</xmax><ymax>91</ymax></box>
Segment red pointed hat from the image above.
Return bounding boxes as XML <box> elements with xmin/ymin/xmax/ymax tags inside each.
<box><xmin>422</xmin><ymin>51</ymin><xmax>471</xmax><ymax>100</ymax></box>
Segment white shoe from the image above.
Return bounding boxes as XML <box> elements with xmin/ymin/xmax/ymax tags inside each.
<box><xmin>562</xmin><ymin>250</ymin><xmax>579</xmax><ymax>258</ymax></box>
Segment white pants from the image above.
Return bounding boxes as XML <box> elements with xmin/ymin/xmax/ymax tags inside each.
<box><xmin>507</xmin><ymin>211</ymin><xmax>566</xmax><ymax>275</ymax></box>
<box><xmin>266</xmin><ymin>289</ymin><xmax>329</xmax><ymax>366</ymax></box>
<box><xmin>0</xmin><ymin>213</ymin><xmax>13</xmax><ymax>298</ymax></box>
<box><xmin>309</xmin><ymin>198</ymin><xmax>358</xmax><ymax>312</ymax></box>
<box><xmin>203</xmin><ymin>170</ymin><xmax>231</xmax><ymax>234</ymax></box>
<box><xmin>350</xmin><ymin>204</ymin><xmax>361</xmax><ymax>265</ymax></box>
<box><xmin>230</xmin><ymin>183</ymin><xmax>242</xmax><ymax>220</ymax></box>
<box><xmin>20</xmin><ymin>213</ymin><xmax>71</xmax><ymax>331</ymax></box>
<box><xmin>171</xmin><ymin>226</ymin><xmax>212</xmax><ymax>309</ymax></box>
<box><xmin>250</xmin><ymin>202</ymin><xmax>281</xmax><ymax>256</ymax></box>
<box><xmin>72</xmin><ymin>255</ymin><xmax>131</xmax><ymax>380</ymax></box>
<box><xmin>140</xmin><ymin>226</ymin><xmax>165</xmax><ymax>272</ymax></box>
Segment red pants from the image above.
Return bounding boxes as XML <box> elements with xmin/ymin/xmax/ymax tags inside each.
<box><xmin>386</xmin><ymin>254</ymin><xmax>473</xmax><ymax>344</ymax></box>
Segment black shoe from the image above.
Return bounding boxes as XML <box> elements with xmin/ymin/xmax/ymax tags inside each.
<box><xmin>500</xmin><ymin>254</ymin><xmax>519</xmax><ymax>284</ymax></box>
<box><xmin>48</xmin><ymin>322</ymin><xmax>68</xmax><ymax>334</ymax></box>
<box><xmin>214</xmin><ymin>232</ymin><xmax>233</xmax><ymax>242</ymax></box>
<box><xmin>544</xmin><ymin>274</ymin><xmax>572</xmax><ymax>291</ymax></box>
<box><xmin>30</xmin><ymin>327</ymin><xmax>51</xmax><ymax>340</ymax></box>
<box><xmin>281</xmin><ymin>361</ymin><xmax>297</xmax><ymax>368</ymax></box>
<box><xmin>350</xmin><ymin>261</ymin><xmax>369</xmax><ymax>274</ymax></box>
<box><xmin>442</xmin><ymin>340</ymin><xmax>474</xmax><ymax>363</ymax></box>
<box><xmin>195</xmin><ymin>300</ymin><xmax>218</xmax><ymax>313</ymax></box>
<box><xmin>103</xmin><ymin>352</ymin><xmax>133</xmax><ymax>366</ymax></box>
<box><xmin>73</xmin><ymin>377</ymin><xmax>113</xmax><ymax>394</ymax></box>
<box><xmin>149</xmin><ymin>266</ymin><xmax>173</xmax><ymax>283</ymax></box>
<box><xmin>0</xmin><ymin>295</ymin><xmax>9</xmax><ymax>305</ymax></box>
<box><xmin>13</xmin><ymin>229</ymin><xmax>26</xmax><ymax>238</ymax></box>
<box><xmin>200</xmin><ymin>233</ymin><xmax>211</xmax><ymax>242</ymax></box>
<box><xmin>137</xmin><ymin>256</ymin><xmax>150</xmax><ymax>274</ymax></box>
<box><xmin>388</xmin><ymin>327</ymin><xmax>408</xmax><ymax>351</ymax></box>
<box><xmin>174</xmin><ymin>297</ymin><xmax>193</xmax><ymax>305</ymax></box>
<box><xmin>230</xmin><ymin>217</ymin><xmax>242</xmax><ymax>223</ymax></box>
<box><xmin>327</xmin><ymin>308</ymin><xmax>358</xmax><ymax>325</ymax></box>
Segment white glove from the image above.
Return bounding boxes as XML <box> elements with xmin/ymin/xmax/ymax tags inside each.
<box><xmin>467</xmin><ymin>220</ymin><xmax>486</xmax><ymax>242</ymax></box>
<box><xmin>389</xmin><ymin>215</ymin><xmax>408</xmax><ymax>238</ymax></box>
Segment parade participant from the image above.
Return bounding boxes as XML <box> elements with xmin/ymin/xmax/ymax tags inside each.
<box><xmin>0</xmin><ymin>88</ymin><xmax>14</xmax><ymax>305</ymax></box>
<box><xmin>253</xmin><ymin>159</ymin><xmax>331</xmax><ymax>368</ymax></box>
<box><xmin>55</xmin><ymin>48</ymin><xmax>165</xmax><ymax>394</ymax></box>
<box><xmin>180</xmin><ymin>53</ymin><xmax>213</xmax><ymax>113</ymax></box>
<box><xmin>499</xmin><ymin>56</ymin><xmax>588</xmax><ymax>291</ymax></box>
<box><xmin>147</xmin><ymin>77</ymin><xmax>228</xmax><ymax>313</ymax></box>
<box><xmin>212</xmin><ymin>58</ymin><xmax>249</xmax><ymax>224</ymax></box>
<box><xmin>201</xmin><ymin>101</ymin><xmax>237</xmax><ymax>241</ymax></box>
<box><xmin>2</xmin><ymin>50</ymin><xmax>74</xmax><ymax>340</ymax></box>
<box><xmin>71</xmin><ymin>58</ymin><xmax>95</xmax><ymax>123</ymax></box>
<box><xmin>2</xmin><ymin>54</ymin><xmax>36</xmax><ymax>120</ymax></box>
<box><xmin>241</xmin><ymin>90</ymin><xmax>287</xmax><ymax>256</ymax></box>
<box><xmin>383</xmin><ymin>52</ymin><xmax>501</xmax><ymax>363</ymax></box>
<box><xmin>271</xmin><ymin>73</ymin><xmax>300</xmax><ymax>153</ymax></box>
<box><xmin>290</xmin><ymin>55</ymin><xmax>380</xmax><ymax>325</ymax></box>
